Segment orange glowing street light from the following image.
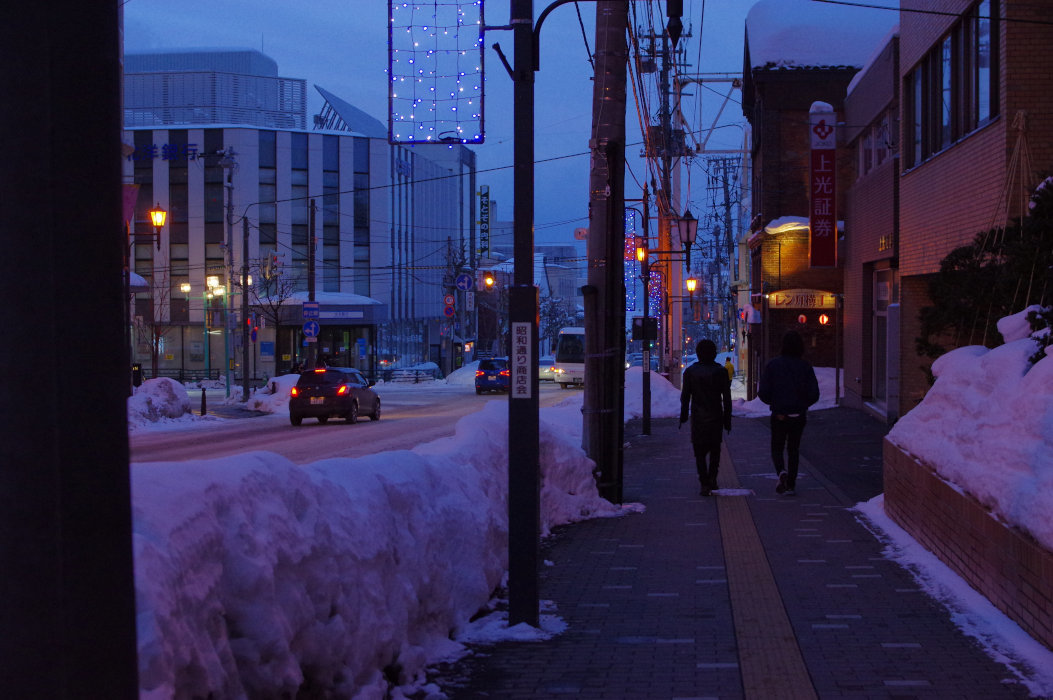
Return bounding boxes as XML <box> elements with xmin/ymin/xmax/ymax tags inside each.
<box><xmin>147</xmin><ymin>203</ymin><xmax>166</xmax><ymax>250</ymax></box>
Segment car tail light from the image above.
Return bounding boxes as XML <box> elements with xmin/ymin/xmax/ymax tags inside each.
<box><xmin>475</xmin><ymin>370</ymin><xmax>484</xmax><ymax>377</ymax></box>
<box><xmin>499</xmin><ymin>369</ymin><xmax>510</xmax><ymax>377</ymax></box>
<box><xmin>313</xmin><ymin>368</ymin><xmax>326</xmax><ymax>374</ymax></box>
<box><xmin>290</xmin><ymin>386</ymin><xmax>299</xmax><ymax>397</ymax></box>
<box><xmin>337</xmin><ymin>385</ymin><xmax>349</xmax><ymax>395</ymax></box>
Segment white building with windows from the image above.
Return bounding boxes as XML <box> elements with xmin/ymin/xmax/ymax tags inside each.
<box><xmin>123</xmin><ymin>49</ymin><xmax>476</xmax><ymax>382</ymax></box>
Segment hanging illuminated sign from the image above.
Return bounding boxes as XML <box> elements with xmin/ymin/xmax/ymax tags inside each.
<box><xmin>809</xmin><ymin>102</ymin><xmax>837</xmax><ymax>267</ymax></box>
<box><xmin>478</xmin><ymin>185</ymin><xmax>490</xmax><ymax>256</ymax></box>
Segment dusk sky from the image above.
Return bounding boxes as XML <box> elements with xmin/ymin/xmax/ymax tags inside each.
<box><xmin>122</xmin><ymin>0</ymin><xmax>754</xmax><ymax>247</ymax></box>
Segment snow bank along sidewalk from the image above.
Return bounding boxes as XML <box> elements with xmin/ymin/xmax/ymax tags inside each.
<box><xmin>132</xmin><ymin>398</ymin><xmax>623</xmax><ymax>699</ymax></box>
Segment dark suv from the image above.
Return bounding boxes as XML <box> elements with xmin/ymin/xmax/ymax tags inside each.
<box><xmin>289</xmin><ymin>367</ymin><xmax>381</xmax><ymax>425</ymax></box>
<box><xmin>474</xmin><ymin>357</ymin><xmax>510</xmax><ymax>394</ymax></box>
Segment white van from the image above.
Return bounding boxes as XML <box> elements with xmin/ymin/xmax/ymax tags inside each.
<box><xmin>553</xmin><ymin>327</ymin><xmax>585</xmax><ymax>389</ymax></box>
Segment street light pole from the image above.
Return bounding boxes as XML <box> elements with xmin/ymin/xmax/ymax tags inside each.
<box><xmin>241</xmin><ymin>217</ymin><xmax>251</xmax><ymax>400</ymax></box>
<box><xmin>180</xmin><ymin>282</ymin><xmax>191</xmax><ymax>378</ymax></box>
<box><xmin>637</xmin><ymin>242</ymin><xmax>652</xmax><ymax>436</ymax></box>
<box><xmin>204</xmin><ymin>290</ymin><xmax>213</xmax><ymax>380</ymax></box>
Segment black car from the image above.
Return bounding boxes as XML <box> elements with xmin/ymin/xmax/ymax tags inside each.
<box><xmin>289</xmin><ymin>367</ymin><xmax>381</xmax><ymax>425</ymax></box>
<box><xmin>474</xmin><ymin>357</ymin><xmax>510</xmax><ymax>394</ymax></box>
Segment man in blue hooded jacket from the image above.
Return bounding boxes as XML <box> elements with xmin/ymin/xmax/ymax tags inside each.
<box><xmin>758</xmin><ymin>330</ymin><xmax>820</xmax><ymax>495</ymax></box>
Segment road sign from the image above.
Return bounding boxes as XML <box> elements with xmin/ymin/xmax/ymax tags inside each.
<box><xmin>250</xmin><ymin>328</ymin><xmax>257</xmax><ymax>343</ymax></box>
<box><xmin>455</xmin><ymin>273</ymin><xmax>473</xmax><ymax>291</ymax></box>
<box><xmin>443</xmin><ymin>293</ymin><xmax>456</xmax><ymax>306</ymax></box>
<box><xmin>303</xmin><ymin>320</ymin><xmax>320</xmax><ymax>338</ymax></box>
<box><xmin>303</xmin><ymin>301</ymin><xmax>320</xmax><ymax>319</ymax></box>
<box><xmin>443</xmin><ymin>305</ymin><xmax>456</xmax><ymax>318</ymax></box>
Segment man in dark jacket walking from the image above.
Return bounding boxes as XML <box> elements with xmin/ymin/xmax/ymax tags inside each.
<box><xmin>680</xmin><ymin>339</ymin><xmax>732</xmax><ymax>496</ymax></box>
<box><xmin>757</xmin><ymin>330</ymin><xmax>820</xmax><ymax>495</ymax></box>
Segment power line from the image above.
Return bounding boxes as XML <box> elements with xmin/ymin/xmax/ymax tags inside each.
<box><xmin>812</xmin><ymin>0</ymin><xmax>1053</xmax><ymax>25</ymax></box>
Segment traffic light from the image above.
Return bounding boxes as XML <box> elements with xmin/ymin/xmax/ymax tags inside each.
<box><xmin>479</xmin><ymin>271</ymin><xmax>495</xmax><ymax>290</ymax></box>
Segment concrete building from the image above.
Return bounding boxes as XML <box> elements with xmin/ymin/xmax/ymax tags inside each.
<box><xmin>123</xmin><ymin>49</ymin><xmax>477</xmax><ymax>382</ymax></box>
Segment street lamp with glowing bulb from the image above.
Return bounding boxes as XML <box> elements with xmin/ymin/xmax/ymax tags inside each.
<box><xmin>147</xmin><ymin>203</ymin><xmax>166</xmax><ymax>250</ymax></box>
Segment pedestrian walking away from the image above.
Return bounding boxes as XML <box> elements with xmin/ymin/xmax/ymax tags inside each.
<box><xmin>680</xmin><ymin>339</ymin><xmax>732</xmax><ymax>496</ymax></box>
<box><xmin>757</xmin><ymin>330</ymin><xmax>820</xmax><ymax>496</ymax></box>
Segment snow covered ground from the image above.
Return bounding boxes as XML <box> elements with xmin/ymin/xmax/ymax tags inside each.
<box><xmin>128</xmin><ymin>316</ymin><xmax>1053</xmax><ymax>698</ymax></box>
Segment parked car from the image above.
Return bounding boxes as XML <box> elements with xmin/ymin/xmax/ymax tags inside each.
<box><xmin>289</xmin><ymin>367</ymin><xmax>380</xmax><ymax>425</ymax></box>
<box><xmin>538</xmin><ymin>355</ymin><xmax>556</xmax><ymax>382</ymax></box>
<box><xmin>475</xmin><ymin>357</ymin><xmax>510</xmax><ymax>394</ymax></box>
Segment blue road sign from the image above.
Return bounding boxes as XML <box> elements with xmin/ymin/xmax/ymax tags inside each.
<box><xmin>303</xmin><ymin>320</ymin><xmax>320</xmax><ymax>338</ymax></box>
<box><xmin>303</xmin><ymin>301</ymin><xmax>320</xmax><ymax>319</ymax></box>
<box><xmin>455</xmin><ymin>273</ymin><xmax>473</xmax><ymax>292</ymax></box>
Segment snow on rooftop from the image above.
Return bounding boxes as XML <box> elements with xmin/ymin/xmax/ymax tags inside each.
<box><xmin>746</xmin><ymin>0</ymin><xmax>899</xmax><ymax>70</ymax></box>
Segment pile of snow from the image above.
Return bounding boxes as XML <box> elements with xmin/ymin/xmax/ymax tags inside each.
<box><xmin>445</xmin><ymin>360</ymin><xmax>480</xmax><ymax>387</ymax></box>
<box><xmin>245</xmin><ymin>374</ymin><xmax>300</xmax><ymax>413</ymax></box>
<box><xmin>133</xmin><ymin>397</ymin><xmax>623</xmax><ymax>699</ymax></box>
<box><xmin>888</xmin><ymin>308</ymin><xmax>1052</xmax><ymax>550</ymax></box>
<box><xmin>127</xmin><ymin>378</ymin><xmax>193</xmax><ymax>426</ymax></box>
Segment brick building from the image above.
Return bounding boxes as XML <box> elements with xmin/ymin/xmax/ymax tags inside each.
<box><xmin>740</xmin><ymin>1</ymin><xmax>897</xmax><ymax>395</ymax></box>
<box><xmin>843</xmin><ymin>34</ymin><xmax>901</xmax><ymax>422</ymax></box>
<box><xmin>895</xmin><ymin>0</ymin><xmax>1053</xmax><ymax>416</ymax></box>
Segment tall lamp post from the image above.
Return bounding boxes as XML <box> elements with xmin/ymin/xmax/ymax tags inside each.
<box><xmin>205</xmin><ymin>275</ymin><xmax>223</xmax><ymax>381</ymax></box>
<box><xmin>634</xmin><ymin>206</ymin><xmax>696</xmax><ymax>433</ymax></box>
<box><xmin>636</xmin><ymin>239</ymin><xmax>653</xmax><ymax>436</ymax></box>
<box><xmin>132</xmin><ymin>204</ymin><xmax>166</xmax><ymax>387</ymax></box>
<box><xmin>180</xmin><ymin>282</ymin><xmax>191</xmax><ymax>377</ymax></box>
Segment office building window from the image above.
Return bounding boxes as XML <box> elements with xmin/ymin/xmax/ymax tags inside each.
<box><xmin>323</xmin><ymin>135</ymin><xmax>340</xmax><ymax>292</ymax></box>
<box><xmin>904</xmin><ymin>0</ymin><xmax>998</xmax><ymax>169</ymax></box>
<box><xmin>353</xmin><ymin>137</ymin><xmax>370</xmax><ymax>296</ymax></box>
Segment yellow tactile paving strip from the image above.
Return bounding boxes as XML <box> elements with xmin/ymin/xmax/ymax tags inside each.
<box><xmin>717</xmin><ymin>442</ymin><xmax>818</xmax><ymax>699</ymax></box>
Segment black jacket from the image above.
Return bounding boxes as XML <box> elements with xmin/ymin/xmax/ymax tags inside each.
<box><xmin>680</xmin><ymin>361</ymin><xmax>732</xmax><ymax>442</ymax></box>
<box><xmin>757</xmin><ymin>355</ymin><xmax>820</xmax><ymax>415</ymax></box>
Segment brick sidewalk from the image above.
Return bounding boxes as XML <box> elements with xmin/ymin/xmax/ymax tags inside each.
<box><xmin>429</xmin><ymin>410</ymin><xmax>1033</xmax><ymax>699</ymax></box>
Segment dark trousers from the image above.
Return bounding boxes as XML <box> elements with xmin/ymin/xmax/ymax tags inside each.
<box><xmin>770</xmin><ymin>414</ymin><xmax>807</xmax><ymax>488</ymax></box>
<box><xmin>692</xmin><ymin>438</ymin><xmax>721</xmax><ymax>488</ymax></box>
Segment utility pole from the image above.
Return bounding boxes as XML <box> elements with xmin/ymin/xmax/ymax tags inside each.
<box><xmin>307</xmin><ymin>198</ymin><xmax>317</xmax><ymax>369</ymax></box>
<box><xmin>584</xmin><ymin>1</ymin><xmax>628</xmax><ymax>504</ymax></box>
<box><xmin>224</xmin><ymin>152</ymin><xmax>236</xmax><ymax>396</ymax></box>
<box><xmin>507</xmin><ymin>0</ymin><xmax>540</xmax><ymax>628</ymax></box>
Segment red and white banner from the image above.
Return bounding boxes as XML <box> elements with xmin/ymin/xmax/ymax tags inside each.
<box><xmin>809</xmin><ymin>104</ymin><xmax>837</xmax><ymax>267</ymax></box>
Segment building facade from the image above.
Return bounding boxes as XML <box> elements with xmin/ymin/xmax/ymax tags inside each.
<box><xmin>123</xmin><ymin>49</ymin><xmax>477</xmax><ymax>382</ymax></box>
<box><xmin>740</xmin><ymin>59</ymin><xmax>858</xmax><ymax>390</ymax></box>
<box><xmin>895</xmin><ymin>0</ymin><xmax>1053</xmax><ymax>416</ymax></box>
<box><xmin>843</xmin><ymin>34</ymin><xmax>901</xmax><ymax>422</ymax></box>
<box><xmin>747</xmin><ymin>0</ymin><xmax>1053</xmax><ymax>422</ymax></box>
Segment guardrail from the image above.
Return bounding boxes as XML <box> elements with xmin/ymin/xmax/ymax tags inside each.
<box><xmin>379</xmin><ymin>368</ymin><xmax>443</xmax><ymax>383</ymax></box>
<box><xmin>141</xmin><ymin>369</ymin><xmax>265</xmax><ymax>386</ymax></box>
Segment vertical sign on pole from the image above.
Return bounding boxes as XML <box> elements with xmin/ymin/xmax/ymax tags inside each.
<box><xmin>511</xmin><ymin>321</ymin><xmax>533</xmax><ymax>399</ymax></box>
<box><xmin>809</xmin><ymin>101</ymin><xmax>837</xmax><ymax>267</ymax></box>
<box><xmin>478</xmin><ymin>184</ymin><xmax>490</xmax><ymax>257</ymax></box>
